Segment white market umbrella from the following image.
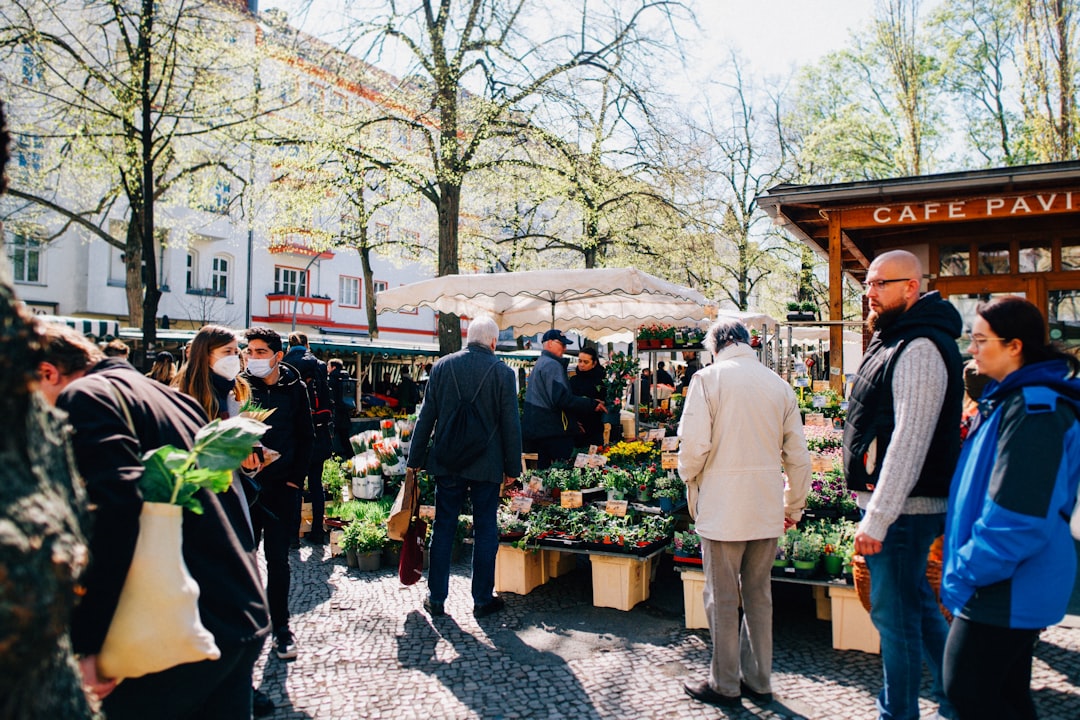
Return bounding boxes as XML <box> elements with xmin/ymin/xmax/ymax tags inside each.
<box><xmin>375</xmin><ymin>268</ymin><xmax>716</xmax><ymax>339</ymax></box>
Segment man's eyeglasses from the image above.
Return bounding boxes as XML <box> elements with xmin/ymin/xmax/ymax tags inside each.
<box><xmin>863</xmin><ymin>278</ymin><xmax>912</xmax><ymax>292</ymax></box>
<box><xmin>962</xmin><ymin>333</ymin><xmax>1010</xmax><ymax>348</ymax></box>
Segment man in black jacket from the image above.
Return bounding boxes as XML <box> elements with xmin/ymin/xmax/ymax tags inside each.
<box><xmin>328</xmin><ymin>358</ymin><xmax>355</xmax><ymax>456</ymax></box>
<box><xmin>407</xmin><ymin>315</ymin><xmax>522</xmax><ymax>619</ymax></box>
<box><xmin>38</xmin><ymin>323</ymin><xmax>270</xmax><ymax>719</ymax></box>
<box><xmin>284</xmin><ymin>332</ymin><xmax>332</xmax><ymax>545</ymax></box>
<box><xmin>242</xmin><ymin>327</ymin><xmax>313</xmax><ymax>662</ymax></box>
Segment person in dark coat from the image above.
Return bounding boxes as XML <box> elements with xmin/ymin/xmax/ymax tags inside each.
<box><xmin>397</xmin><ymin>369</ymin><xmax>419</xmax><ymax>414</ymax></box>
<box><xmin>284</xmin><ymin>332</ymin><xmax>333</xmax><ymax>545</ymax></box>
<box><xmin>569</xmin><ymin>347</ymin><xmax>606</xmax><ymax>448</ymax></box>
<box><xmin>522</xmin><ymin>329</ymin><xmax>605</xmax><ymax>468</ymax></box>
<box><xmin>327</xmin><ymin>358</ymin><xmax>355</xmax><ymax>456</ymax></box>
<box><xmin>407</xmin><ymin>316</ymin><xmax>522</xmax><ymax>619</ymax></box>
<box><xmin>37</xmin><ymin>323</ymin><xmax>270</xmax><ymax>720</ymax></box>
<box><xmin>656</xmin><ymin>361</ymin><xmax>675</xmax><ymax>387</ymax></box>
<box><xmin>242</xmin><ymin>327</ymin><xmax>312</xmax><ymax>663</ymax></box>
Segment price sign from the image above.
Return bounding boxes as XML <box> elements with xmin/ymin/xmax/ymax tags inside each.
<box><xmin>648</xmin><ymin>429</ymin><xmax>666</xmax><ymax>442</ymax></box>
<box><xmin>527</xmin><ymin>475</ymin><xmax>544</xmax><ymax>493</ymax></box>
<box><xmin>661</xmin><ymin>436</ymin><xmax>680</xmax><ymax>452</ymax></box>
<box><xmin>661</xmin><ymin>452</ymin><xmax>679</xmax><ymax>470</ymax></box>
<box><xmin>418</xmin><ymin>504</ymin><xmax>436</xmax><ymax>520</ymax></box>
<box><xmin>811</xmin><ymin>394</ymin><xmax>828</xmax><ymax>408</ymax></box>
<box><xmin>573</xmin><ymin>453</ymin><xmax>589</xmax><ymax>468</ymax></box>
<box><xmin>587</xmin><ymin>444</ymin><xmax>599</xmax><ymax>454</ymax></box>
<box><xmin>587</xmin><ymin>454</ymin><xmax>608</xmax><ymax>468</ymax></box>
<box><xmin>510</xmin><ymin>496</ymin><xmax>533</xmax><ymax>513</ymax></box>
<box><xmin>804</xmin><ymin>412</ymin><xmax>827</xmax><ymax>427</ymax></box>
<box><xmin>605</xmin><ymin>499</ymin><xmax>629</xmax><ymax>516</ymax></box>
<box><xmin>794</xmin><ymin>376</ymin><xmax>809</xmax><ymax>388</ymax></box>
<box><xmin>560</xmin><ymin>490</ymin><xmax>583</xmax><ymax>508</ymax></box>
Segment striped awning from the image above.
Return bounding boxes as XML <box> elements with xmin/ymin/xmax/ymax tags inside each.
<box><xmin>37</xmin><ymin>314</ymin><xmax>121</xmax><ymax>338</ymax></box>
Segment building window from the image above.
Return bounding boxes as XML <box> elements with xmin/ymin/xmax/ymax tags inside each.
<box><xmin>1062</xmin><ymin>238</ymin><xmax>1080</xmax><ymax>272</ymax></box>
<box><xmin>212</xmin><ymin>179</ymin><xmax>231</xmax><ymax>213</ymax></box>
<box><xmin>373</xmin><ymin>224</ymin><xmax>390</xmax><ymax>244</ymax></box>
<box><xmin>187</xmin><ymin>251</ymin><xmax>197</xmax><ymax>290</ymax></box>
<box><xmin>373</xmin><ymin>280</ymin><xmax>388</xmax><ymax>295</ymax></box>
<box><xmin>5</xmin><ymin>229</ymin><xmax>41</xmax><ymax>283</ymax></box>
<box><xmin>16</xmin><ymin>134</ymin><xmax>43</xmax><ymax>174</ymax></box>
<box><xmin>339</xmin><ymin>275</ymin><xmax>360</xmax><ymax>307</ymax></box>
<box><xmin>939</xmin><ymin>244</ymin><xmax>969</xmax><ymax>277</ymax></box>
<box><xmin>1018</xmin><ymin>241</ymin><xmax>1052</xmax><ymax>273</ymax></box>
<box><xmin>978</xmin><ymin>242</ymin><xmax>1010</xmax><ymax>275</ymax></box>
<box><xmin>274</xmin><ymin>266</ymin><xmax>307</xmax><ymax>297</ymax></box>
<box><xmin>211</xmin><ymin>255</ymin><xmax>230</xmax><ymax>297</ymax></box>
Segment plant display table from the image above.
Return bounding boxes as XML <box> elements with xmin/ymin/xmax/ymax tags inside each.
<box><xmin>496</xmin><ymin>542</ymin><xmax>665</xmax><ymax>611</ymax></box>
<box><xmin>675</xmin><ymin>567</ymin><xmax>880</xmax><ymax>654</ymax></box>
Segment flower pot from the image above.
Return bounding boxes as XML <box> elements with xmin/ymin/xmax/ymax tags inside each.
<box><xmin>648</xmin><ymin>339</ymin><xmax>661</xmax><ymax>349</ymax></box>
<box><xmin>382</xmin><ymin>544</ymin><xmax>401</xmax><ymax>568</ymax></box>
<box><xmin>353</xmin><ymin>474</ymin><xmax>383</xmax><ymax>500</ymax></box>
<box><xmin>792</xmin><ymin>558</ymin><xmax>819</xmax><ymax>578</ymax></box>
<box><xmin>661</xmin><ymin>338</ymin><xmax>674</xmax><ymax>348</ymax></box>
<box><xmin>345</xmin><ymin>547</ymin><xmax>359</xmax><ymax>568</ymax></box>
<box><xmin>636</xmin><ymin>339</ymin><xmax>648</xmax><ymax>350</ymax></box>
<box><xmin>355</xmin><ymin>550</ymin><xmax>381</xmax><ymax>572</ymax></box>
<box><xmin>658</xmin><ymin>497</ymin><xmax>675</xmax><ymax>513</ymax></box>
<box><xmin>606</xmin><ymin>490</ymin><xmax>626</xmax><ymax>502</ymax></box>
<box><xmin>773</xmin><ymin>558</ymin><xmax>790</xmax><ymax>569</ymax></box>
<box><xmin>823</xmin><ymin>554</ymin><xmax>844</xmax><ymax>576</ymax></box>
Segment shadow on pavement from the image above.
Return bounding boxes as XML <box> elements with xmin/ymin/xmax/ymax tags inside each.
<box><xmin>396</xmin><ymin>609</ymin><xmax>604</xmax><ymax>719</ymax></box>
<box><xmin>256</xmin><ymin>654</ymin><xmax>315</xmax><ymax>720</ymax></box>
<box><xmin>287</xmin><ymin>544</ymin><xmax>336</xmax><ymax>615</ymax></box>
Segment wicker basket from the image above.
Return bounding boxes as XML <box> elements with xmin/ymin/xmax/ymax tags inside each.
<box><xmin>852</xmin><ymin>544</ymin><xmax>952</xmax><ymax>622</ymax></box>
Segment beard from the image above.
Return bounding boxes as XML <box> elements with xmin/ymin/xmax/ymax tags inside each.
<box><xmin>868</xmin><ymin>304</ymin><xmax>906</xmax><ymax>333</ymax></box>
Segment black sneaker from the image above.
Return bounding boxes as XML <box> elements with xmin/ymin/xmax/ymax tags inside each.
<box><xmin>423</xmin><ymin>598</ymin><xmax>445</xmax><ymax>617</ymax></box>
<box><xmin>473</xmin><ymin>597</ymin><xmax>505</xmax><ymax>618</ymax></box>
<box><xmin>275</xmin><ymin>629</ymin><xmax>298</xmax><ymax>660</ymax></box>
<box><xmin>252</xmin><ymin>689</ymin><xmax>274</xmax><ymax>717</ymax></box>
<box><xmin>684</xmin><ymin>680</ymin><xmax>741</xmax><ymax>708</ymax></box>
<box><xmin>740</xmin><ymin>680</ymin><xmax>774</xmax><ymax>704</ymax></box>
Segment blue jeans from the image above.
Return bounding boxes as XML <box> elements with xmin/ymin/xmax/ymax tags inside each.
<box><xmin>428</xmin><ymin>475</ymin><xmax>501</xmax><ymax>607</ymax></box>
<box><xmin>865</xmin><ymin>513</ymin><xmax>953</xmax><ymax>720</ymax></box>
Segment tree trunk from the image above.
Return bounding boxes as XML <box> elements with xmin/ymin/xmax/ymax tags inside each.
<box><xmin>437</xmin><ymin>181</ymin><xmax>462</xmax><ymax>355</ymax></box>
<box><xmin>360</xmin><ymin>245</ymin><xmax>379</xmax><ymax>339</ymax></box>
<box><xmin>125</xmin><ymin>223</ymin><xmax>144</xmax><ymax>330</ymax></box>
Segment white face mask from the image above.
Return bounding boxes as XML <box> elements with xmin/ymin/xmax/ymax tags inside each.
<box><xmin>246</xmin><ymin>357</ymin><xmax>275</xmax><ymax>378</ymax></box>
<box><xmin>211</xmin><ymin>354</ymin><xmax>241</xmax><ymax>381</ymax></box>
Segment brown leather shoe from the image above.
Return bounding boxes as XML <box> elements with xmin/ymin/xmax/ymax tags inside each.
<box><xmin>684</xmin><ymin>680</ymin><xmax>741</xmax><ymax>708</ymax></box>
<box><xmin>740</xmin><ymin>680</ymin><xmax>774</xmax><ymax>704</ymax></box>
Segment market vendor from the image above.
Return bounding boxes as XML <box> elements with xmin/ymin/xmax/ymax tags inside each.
<box><xmin>523</xmin><ymin>329</ymin><xmax>605</xmax><ymax>468</ymax></box>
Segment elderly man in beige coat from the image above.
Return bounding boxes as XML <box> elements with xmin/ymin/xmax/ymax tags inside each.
<box><xmin>678</xmin><ymin>318</ymin><xmax>811</xmax><ymax>710</ymax></box>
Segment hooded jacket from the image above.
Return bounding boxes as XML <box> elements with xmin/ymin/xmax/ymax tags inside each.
<box><xmin>569</xmin><ymin>361</ymin><xmax>606</xmax><ymax>446</ymax></box>
<box><xmin>242</xmin><ymin>362</ymin><xmax>313</xmax><ymax>492</ymax></box>
<box><xmin>941</xmin><ymin>359</ymin><xmax>1080</xmax><ymax>629</ymax></box>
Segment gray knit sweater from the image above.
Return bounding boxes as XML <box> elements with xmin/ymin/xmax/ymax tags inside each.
<box><xmin>856</xmin><ymin>338</ymin><xmax>950</xmax><ymax>541</ymax></box>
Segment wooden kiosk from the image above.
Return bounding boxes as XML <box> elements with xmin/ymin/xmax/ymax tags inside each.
<box><xmin>757</xmin><ymin>161</ymin><xmax>1080</xmax><ymax>391</ymax></box>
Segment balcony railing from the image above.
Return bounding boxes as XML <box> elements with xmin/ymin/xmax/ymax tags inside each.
<box><xmin>265</xmin><ymin>293</ymin><xmax>333</xmax><ymax>324</ymax></box>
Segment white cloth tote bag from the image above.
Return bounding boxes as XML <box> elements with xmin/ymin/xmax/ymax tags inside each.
<box><xmin>97</xmin><ymin>501</ymin><xmax>220</xmax><ymax>680</ymax></box>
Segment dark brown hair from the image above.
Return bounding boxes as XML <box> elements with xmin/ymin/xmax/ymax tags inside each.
<box><xmin>976</xmin><ymin>295</ymin><xmax>1080</xmax><ymax>376</ymax></box>
<box><xmin>173</xmin><ymin>325</ymin><xmax>250</xmax><ymax>418</ymax></box>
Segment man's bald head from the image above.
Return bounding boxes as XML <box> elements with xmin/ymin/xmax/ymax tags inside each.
<box><xmin>869</xmin><ymin>250</ymin><xmax>922</xmax><ymax>282</ymax></box>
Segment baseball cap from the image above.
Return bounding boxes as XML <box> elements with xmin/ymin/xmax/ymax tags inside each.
<box><xmin>542</xmin><ymin>329</ymin><xmax>572</xmax><ymax>346</ymax></box>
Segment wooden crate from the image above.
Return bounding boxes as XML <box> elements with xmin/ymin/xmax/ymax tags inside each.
<box><xmin>299</xmin><ymin>501</ymin><xmax>313</xmax><ymax>536</ymax></box>
<box><xmin>828</xmin><ymin>586</ymin><xmax>880</xmax><ymax>654</ymax></box>
<box><xmin>328</xmin><ymin>529</ymin><xmax>345</xmax><ymax>557</ymax></box>
<box><xmin>590</xmin><ymin>554</ymin><xmax>650</xmax><ymax>611</ymax></box>
<box><xmin>543</xmin><ymin>550</ymin><xmax>577</xmax><ymax>580</ymax></box>
<box><xmin>495</xmin><ymin>545</ymin><xmax>545</xmax><ymax>595</ymax></box>
<box><xmin>812</xmin><ymin>585</ymin><xmax>832</xmax><ymax>621</ymax></box>
<box><xmin>680</xmin><ymin>569</ymin><xmax>707</xmax><ymax>629</ymax></box>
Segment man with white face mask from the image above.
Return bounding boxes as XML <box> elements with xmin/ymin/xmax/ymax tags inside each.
<box><xmin>240</xmin><ymin>327</ymin><xmax>313</xmax><ymax>662</ymax></box>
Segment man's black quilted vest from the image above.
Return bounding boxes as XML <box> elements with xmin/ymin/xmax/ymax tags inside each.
<box><xmin>843</xmin><ymin>297</ymin><xmax>964</xmax><ymax>497</ymax></box>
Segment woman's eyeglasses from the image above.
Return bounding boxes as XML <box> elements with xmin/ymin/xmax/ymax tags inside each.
<box><xmin>962</xmin><ymin>333</ymin><xmax>1010</xmax><ymax>348</ymax></box>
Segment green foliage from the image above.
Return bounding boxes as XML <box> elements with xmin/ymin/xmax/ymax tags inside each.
<box><xmin>341</xmin><ymin>520</ymin><xmax>387</xmax><ymax>553</ymax></box>
<box><xmin>139</xmin><ymin>417</ymin><xmax>267</xmax><ymax>514</ymax></box>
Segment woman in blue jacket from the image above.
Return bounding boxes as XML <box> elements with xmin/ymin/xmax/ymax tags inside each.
<box><xmin>942</xmin><ymin>296</ymin><xmax>1080</xmax><ymax>720</ymax></box>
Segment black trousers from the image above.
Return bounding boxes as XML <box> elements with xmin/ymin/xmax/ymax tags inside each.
<box><xmin>533</xmin><ymin>435</ymin><xmax>574</xmax><ymax>469</ymax></box>
<box><xmin>944</xmin><ymin>616</ymin><xmax>1040</xmax><ymax>720</ymax></box>
<box><xmin>252</xmin><ymin>487</ymin><xmax>297</xmax><ymax>633</ymax></box>
<box><xmin>102</xmin><ymin>641</ymin><xmax>263</xmax><ymax>720</ymax></box>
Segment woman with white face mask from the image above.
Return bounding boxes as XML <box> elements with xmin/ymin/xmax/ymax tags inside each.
<box><xmin>172</xmin><ymin>325</ymin><xmax>251</xmax><ymax>420</ymax></box>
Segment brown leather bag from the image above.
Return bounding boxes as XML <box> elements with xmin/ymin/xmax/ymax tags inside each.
<box><xmin>398</xmin><ymin>518</ymin><xmax>427</xmax><ymax>586</ymax></box>
<box><xmin>387</xmin><ymin>467</ymin><xmax>420</xmax><ymax>541</ymax></box>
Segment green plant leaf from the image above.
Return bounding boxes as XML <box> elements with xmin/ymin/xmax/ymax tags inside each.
<box><xmin>140</xmin><ymin>445</ymin><xmax>185</xmax><ymax>503</ymax></box>
<box><xmin>189</xmin><ymin>417</ymin><xmax>269</xmax><ymax>471</ymax></box>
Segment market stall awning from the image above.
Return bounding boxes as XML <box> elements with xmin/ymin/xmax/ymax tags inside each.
<box><xmin>376</xmin><ymin>268</ymin><xmax>716</xmax><ymax>339</ymax></box>
<box><xmin>307</xmin><ymin>334</ymin><xmax>441</xmax><ymax>357</ymax></box>
<box><xmin>38</xmin><ymin>314</ymin><xmax>120</xmax><ymax>338</ymax></box>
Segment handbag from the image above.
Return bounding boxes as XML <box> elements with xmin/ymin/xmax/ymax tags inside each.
<box><xmin>97</xmin><ymin>502</ymin><xmax>221</xmax><ymax>679</ymax></box>
<box><xmin>387</xmin><ymin>467</ymin><xmax>420</xmax><ymax>541</ymax></box>
<box><xmin>398</xmin><ymin>518</ymin><xmax>427</xmax><ymax>586</ymax></box>
<box><xmin>96</xmin><ymin>379</ymin><xmax>221</xmax><ymax>680</ymax></box>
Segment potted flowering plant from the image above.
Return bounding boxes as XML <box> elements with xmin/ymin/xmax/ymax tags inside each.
<box><xmin>636</xmin><ymin>324</ymin><xmax>663</xmax><ymax>349</ymax></box>
<box><xmin>659</xmin><ymin>324</ymin><xmax>676</xmax><ymax>348</ymax></box>
<box><xmin>603</xmin><ymin>352</ymin><xmax>640</xmax><ymax>430</ymax></box>
<box><xmin>672</xmin><ymin>528</ymin><xmax>702</xmax><ymax>564</ymax></box>
<box><xmin>600</xmin><ymin>466</ymin><xmax>635</xmax><ymax>501</ymax></box>
<box><xmin>791</xmin><ymin>530</ymin><xmax>824</xmax><ymax>577</ymax></box>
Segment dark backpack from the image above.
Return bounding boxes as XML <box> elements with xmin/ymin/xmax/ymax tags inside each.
<box><xmin>431</xmin><ymin>360</ymin><xmax>498</xmax><ymax>472</ymax></box>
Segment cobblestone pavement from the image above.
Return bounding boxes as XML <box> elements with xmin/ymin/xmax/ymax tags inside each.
<box><xmin>253</xmin><ymin>545</ymin><xmax>1080</xmax><ymax>720</ymax></box>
